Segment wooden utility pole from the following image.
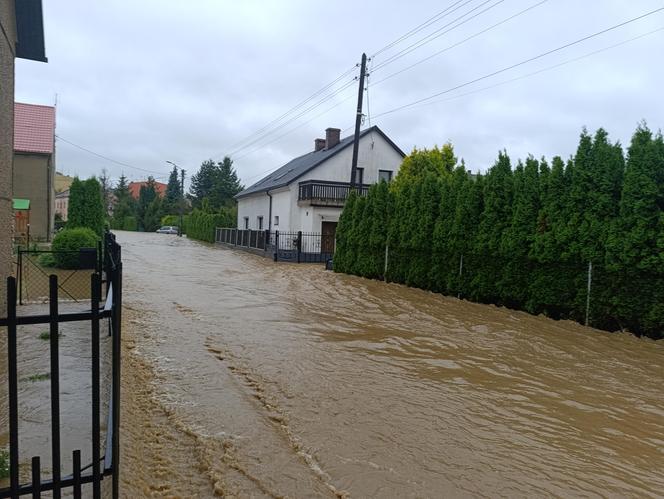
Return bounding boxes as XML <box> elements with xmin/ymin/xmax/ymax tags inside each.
<box><xmin>350</xmin><ymin>53</ymin><xmax>367</xmax><ymax>189</ymax></box>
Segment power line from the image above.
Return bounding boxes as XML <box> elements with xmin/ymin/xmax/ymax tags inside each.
<box><xmin>371</xmin><ymin>0</ymin><xmax>506</xmax><ymax>73</ymax></box>
<box><xmin>381</xmin><ymin>26</ymin><xmax>664</xmax><ymax>116</ymax></box>
<box><xmin>226</xmin><ymin>78</ymin><xmax>357</xmax><ymax>159</ymax></box>
<box><xmin>371</xmin><ymin>0</ymin><xmax>548</xmax><ymax>86</ymax></box>
<box><xmin>371</xmin><ymin>0</ymin><xmax>474</xmax><ymax>58</ymax></box>
<box><xmin>372</xmin><ymin>7</ymin><xmax>664</xmax><ymax>119</ymax></box>
<box><xmin>55</xmin><ymin>134</ymin><xmax>168</xmax><ymax>176</ymax></box>
<box><xmin>213</xmin><ymin>65</ymin><xmax>358</xmax><ymax>159</ymax></box>
<box><xmin>235</xmin><ymin>92</ymin><xmax>356</xmax><ymax>166</ymax></box>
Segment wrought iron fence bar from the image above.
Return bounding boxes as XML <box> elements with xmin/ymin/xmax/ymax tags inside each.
<box><xmin>0</xmin><ymin>310</ymin><xmax>112</xmax><ymax>327</ymax></box>
<box><xmin>7</xmin><ymin>277</ymin><xmax>19</xmax><ymax>495</ymax></box>
<box><xmin>49</xmin><ymin>275</ymin><xmax>62</xmax><ymax>499</ymax></box>
<box><xmin>111</xmin><ymin>262</ymin><xmax>122</xmax><ymax>499</ymax></box>
<box><xmin>72</xmin><ymin>450</ymin><xmax>81</xmax><ymax>499</ymax></box>
<box><xmin>91</xmin><ymin>274</ymin><xmax>101</xmax><ymax>499</ymax></box>
<box><xmin>31</xmin><ymin>456</ymin><xmax>40</xmax><ymax>499</ymax></box>
<box><xmin>0</xmin><ymin>470</ymin><xmax>111</xmax><ymax>498</ymax></box>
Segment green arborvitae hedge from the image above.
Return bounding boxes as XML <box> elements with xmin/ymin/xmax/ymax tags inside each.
<box><xmin>185</xmin><ymin>207</ymin><xmax>236</xmax><ymax>243</ymax></box>
<box><xmin>334</xmin><ymin>126</ymin><xmax>664</xmax><ymax>339</ymax></box>
<box><xmin>51</xmin><ymin>227</ymin><xmax>99</xmax><ymax>269</ymax></box>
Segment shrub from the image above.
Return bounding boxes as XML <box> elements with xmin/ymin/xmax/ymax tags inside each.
<box><xmin>51</xmin><ymin>227</ymin><xmax>99</xmax><ymax>269</ymax></box>
<box><xmin>38</xmin><ymin>252</ymin><xmax>57</xmax><ymax>267</ymax></box>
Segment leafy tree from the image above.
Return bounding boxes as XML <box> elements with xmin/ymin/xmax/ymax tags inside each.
<box><xmin>67</xmin><ymin>177</ymin><xmax>105</xmax><ymax>235</ymax></box>
<box><xmin>392</xmin><ymin>144</ymin><xmax>455</xmax><ymax>189</ymax></box>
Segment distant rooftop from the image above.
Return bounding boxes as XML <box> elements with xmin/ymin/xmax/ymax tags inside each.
<box><xmin>128</xmin><ymin>181</ymin><xmax>167</xmax><ymax>200</ymax></box>
<box><xmin>14</xmin><ymin>102</ymin><xmax>55</xmax><ymax>154</ymax></box>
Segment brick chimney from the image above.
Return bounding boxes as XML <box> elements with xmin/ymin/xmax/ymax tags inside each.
<box><xmin>314</xmin><ymin>138</ymin><xmax>326</xmax><ymax>151</ymax></box>
<box><xmin>325</xmin><ymin>127</ymin><xmax>341</xmax><ymax>149</ymax></box>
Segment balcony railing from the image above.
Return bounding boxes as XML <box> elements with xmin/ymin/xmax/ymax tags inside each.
<box><xmin>298</xmin><ymin>180</ymin><xmax>370</xmax><ymax>206</ymax></box>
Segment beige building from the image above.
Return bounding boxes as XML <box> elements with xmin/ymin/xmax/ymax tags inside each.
<box><xmin>55</xmin><ymin>189</ymin><xmax>69</xmax><ymax>221</ymax></box>
<box><xmin>13</xmin><ymin>102</ymin><xmax>56</xmax><ymax>241</ymax></box>
<box><xmin>0</xmin><ymin>0</ymin><xmax>47</xmax><ymax>311</ymax></box>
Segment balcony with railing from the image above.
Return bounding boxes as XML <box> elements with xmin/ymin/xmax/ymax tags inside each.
<box><xmin>297</xmin><ymin>180</ymin><xmax>369</xmax><ymax>207</ymax></box>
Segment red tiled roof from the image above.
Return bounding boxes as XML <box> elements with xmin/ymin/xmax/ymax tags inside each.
<box><xmin>128</xmin><ymin>181</ymin><xmax>167</xmax><ymax>199</ymax></box>
<box><xmin>14</xmin><ymin>102</ymin><xmax>55</xmax><ymax>154</ymax></box>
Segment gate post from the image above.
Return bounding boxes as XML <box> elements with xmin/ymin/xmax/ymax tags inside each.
<box><xmin>297</xmin><ymin>231</ymin><xmax>302</xmax><ymax>263</ymax></box>
<box><xmin>274</xmin><ymin>231</ymin><xmax>279</xmax><ymax>262</ymax></box>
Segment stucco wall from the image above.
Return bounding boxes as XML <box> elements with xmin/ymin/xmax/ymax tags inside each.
<box><xmin>236</xmin><ymin>191</ymin><xmax>270</xmax><ymax>229</ymax></box>
<box><xmin>13</xmin><ymin>153</ymin><xmax>54</xmax><ymax>240</ymax></box>
<box><xmin>0</xmin><ymin>1</ymin><xmax>17</xmax><ymax>313</ymax></box>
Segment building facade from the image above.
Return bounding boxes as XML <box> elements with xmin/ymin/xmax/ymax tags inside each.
<box><xmin>13</xmin><ymin>102</ymin><xmax>56</xmax><ymax>241</ymax></box>
<box><xmin>235</xmin><ymin>126</ymin><xmax>404</xmax><ymax>241</ymax></box>
<box><xmin>0</xmin><ymin>0</ymin><xmax>47</xmax><ymax>311</ymax></box>
<box><xmin>55</xmin><ymin>189</ymin><xmax>69</xmax><ymax>221</ymax></box>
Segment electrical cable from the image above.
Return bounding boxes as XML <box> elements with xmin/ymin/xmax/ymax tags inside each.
<box><xmin>393</xmin><ymin>26</ymin><xmax>664</xmax><ymax>113</ymax></box>
<box><xmin>372</xmin><ymin>0</ymin><xmax>548</xmax><ymax>86</ymax></box>
<box><xmin>372</xmin><ymin>7</ymin><xmax>664</xmax><ymax>119</ymax></box>
<box><xmin>55</xmin><ymin>135</ymin><xmax>168</xmax><ymax>176</ymax></box>
<box><xmin>371</xmin><ymin>0</ymin><xmax>506</xmax><ymax>73</ymax></box>
<box><xmin>235</xmin><ymin>92</ymin><xmax>356</xmax><ymax>166</ymax></box>
<box><xmin>226</xmin><ymin>78</ymin><xmax>357</xmax><ymax>158</ymax></box>
<box><xmin>371</xmin><ymin>0</ymin><xmax>475</xmax><ymax>58</ymax></box>
<box><xmin>212</xmin><ymin>65</ymin><xmax>358</xmax><ymax>159</ymax></box>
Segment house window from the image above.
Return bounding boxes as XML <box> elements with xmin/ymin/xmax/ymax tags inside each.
<box><xmin>243</xmin><ymin>217</ymin><xmax>249</xmax><ymax>229</ymax></box>
<box><xmin>379</xmin><ymin>170</ymin><xmax>393</xmax><ymax>182</ymax></box>
<box><xmin>257</xmin><ymin>216</ymin><xmax>263</xmax><ymax>230</ymax></box>
<box><xmin>354</xmin><ymin>167</ymin><xmax>364</xmax><ymax>186</ymax></box>
<box><xmin>274</xmin><ymin>215</ymin><xmax>279</xmax><ymax>226</ymax></box>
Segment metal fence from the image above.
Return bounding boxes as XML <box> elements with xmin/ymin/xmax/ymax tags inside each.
<box><xmin>0</xmin><ymin>231</ymin><xmax>123</xmax><ymax>499</ymax></box>
<box><xmin>16</xmin><ymin>246</ymin><xmax>101</xmax><ymax>304</ymax></box>
<box><xmin>215</xmin><ymin>228</ymin><xmax>334</xmax><ymax>263</ymax></box>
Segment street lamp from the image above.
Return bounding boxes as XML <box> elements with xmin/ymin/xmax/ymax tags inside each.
<box><xmin>166</xmin><ymin>161</ymin><xmax>186</xmax><ymax>237</ymax></box>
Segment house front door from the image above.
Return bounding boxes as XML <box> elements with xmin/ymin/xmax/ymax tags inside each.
<box><xmin>321</xmin><ymin>221</ymin><xmax>337</xmax><ymax>254</ymax></box>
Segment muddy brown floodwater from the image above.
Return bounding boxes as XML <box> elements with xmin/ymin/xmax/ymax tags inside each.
<box><xmin>115</xmin><ymin>231</ymin><xmax>664</xmax><ymax>498</ymax></box>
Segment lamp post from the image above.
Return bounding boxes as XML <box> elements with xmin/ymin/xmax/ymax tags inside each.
<box><xmin>166</xmin><ymin>161</ymin><xmax>185</xmax><ymax>237</ymax></box>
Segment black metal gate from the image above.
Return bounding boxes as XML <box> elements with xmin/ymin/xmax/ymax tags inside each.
<box><xmin>0</xmin><ymin>231</ymin><xmax>122</xmax><ymax>498</ymax></box>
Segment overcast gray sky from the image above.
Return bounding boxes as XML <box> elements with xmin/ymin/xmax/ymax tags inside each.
<box><xmin>15</xmin><ymin>0</ymin><xmax>664</xmax><ymax>188</ymax></box>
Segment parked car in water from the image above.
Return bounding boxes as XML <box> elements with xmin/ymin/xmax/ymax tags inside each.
<box><xmin>156</xmin><ymin>226</ymin><xmax>179</xmax><ymax>234</ymax></box>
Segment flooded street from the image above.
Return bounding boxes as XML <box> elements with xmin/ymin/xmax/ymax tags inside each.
<box><xmin>117</xmin><ymin>231</ymin><xmax>664</xmax><ymax>498</ymax></box>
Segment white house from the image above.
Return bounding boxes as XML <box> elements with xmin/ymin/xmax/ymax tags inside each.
<box><xmin>235</xmin><ymin>126</ymin><xmax>405</xmax><ymax>248</ymax></box>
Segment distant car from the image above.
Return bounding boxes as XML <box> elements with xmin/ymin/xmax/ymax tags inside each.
<box><xmin>156</xmin><ymin>226</ymin><xmax>179</xmax><ymax>234</ymax></box>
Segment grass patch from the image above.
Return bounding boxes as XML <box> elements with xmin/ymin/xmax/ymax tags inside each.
<box><xmin>0</xmin><ymin>449</ymin><xmax>8</xmax><ymax>480</ymax></box>
<box><xmin>27</xmin><ymin>373</ymin><xmax>50</xmax><ymax>382</ymax></box>
<box><xmin>39</xmin><ymin>330</ymin><xmax>63</xmax><ymax>340</ymax></box>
